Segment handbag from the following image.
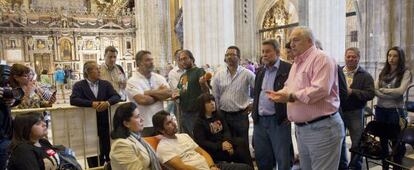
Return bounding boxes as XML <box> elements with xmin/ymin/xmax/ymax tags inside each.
<box><xmin>53</xmin><ymin>145</ymin><xmax>82</xmax><ymax>170</ymax></box>
<box><xmin>359</xmin><ymin>133</ymin><xmax>382</xmax><ymax>157</ymax></box>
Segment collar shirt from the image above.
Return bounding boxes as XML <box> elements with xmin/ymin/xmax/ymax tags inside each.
<box><xmin>86</xmin><ymin>79</ymin><xmax>99</xmax><ymax>98</ymax></box>
<box><xmin>168</xmin><ymin>66</ymin><xmax>185</xmax><ymax>90</ymax></box>
<box><xmin>100</xmin><ymin>64</ymin><xmax>127</xmax><ymax>100</ymax></box>
<box><xmin>211</xmin><ymin>65</ymin><xmax>255</xmax><ymax>112</ymax></box>
<box><xmin>343</xmin><ymin>65</ymin><xmax>359</xmax><ymax>88</ymax></box>
<box><xmin>282</xmin><ymin>46</ymin><xmax>340</xmax><ymax>122</ymax></box>
<box><xmin>258</xmin><ymin>59</ymin><xmax>280</xmax><ymax>116</ymax></box>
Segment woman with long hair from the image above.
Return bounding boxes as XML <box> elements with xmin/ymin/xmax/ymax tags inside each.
<box><xmin>109</xmin><ymin>102</ymin><xmax>161</xmax><ymax>170</ymax></box>
<box><xmin>8</xmin><ymin>112</ymin><xmax>58</xmax><ymax>170</ymax></box>
<box><xmin>193</xmin><ymin>93</ymin><xmax>253</xmax><ymax>169</ymax></box>
<box><xmin>375</xmin><ymin>46</ymin><xmax>412</xmax><ymax>169</ymax></box>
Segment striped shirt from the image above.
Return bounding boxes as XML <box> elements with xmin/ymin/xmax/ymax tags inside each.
<box><xmin>280</xmin><ymin>46</ymin><xmax>340</xmax><ymax>123</ymax></box>
<box><xmin>211</xmin><ymin>66</ymin><xmax>255</xmax><ymax>112</ymax></box>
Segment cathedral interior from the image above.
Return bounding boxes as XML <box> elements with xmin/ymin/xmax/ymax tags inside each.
<box><xmin>1</xmin><ymin>0</ymin><xmax>414</xmax><ymax>169</ymax></box>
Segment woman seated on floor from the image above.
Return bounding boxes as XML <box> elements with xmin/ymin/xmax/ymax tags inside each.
<box><xmin>109</xmin><ymin>102</ymin><xmax>162</xmax><ymax>170</ymax></box>
<box><xmin>193</xmin><ymin>93</ymin><xmax>253</xmax><ymax>168</ymax></box>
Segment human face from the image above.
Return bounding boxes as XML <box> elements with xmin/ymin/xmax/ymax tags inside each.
<box><xmin>289</xmin><ymin>29</ymin><xmax>313</xmax><ymax>57</ymax></box>
<box><xmin>30</xmin><ymin>120</ymin><xmax>47</xmax><ymax>141</ymax></box>
<box><xmin>88</xmin><ymin>64</ymin><xmax>101</xmax><ymax>81</ymax></box>
<box><xmin>345</xmin><ymin>50</ymin><xmax>360</xmax><ymax>70</ymax></box>
<box><xmin>261</xmin><ymin>44</ymin><xmax>278</xmax><ymax>66</ymax></box>
<box><xmin>138</xmin><ymin>54</ymin><xmax>154</xmax><ymax>72</ymax></box>
<box><xmin>179</xmin><ymin>53</ymin><xmax>194</xmax><ymax>69</ymax></box>
<box><xmin>123</xmin><ymin>108</ymin><xmax>144</xmax><ymax>133</ymax></box>
<box><xmin>105</xmin><ymin>51</ymin><xmax>118</xmax><ymax>67</ymax></box>
<box><xmin>161</xmin><ymin>115</ymin><xmax>177</xmax><ymax>137</ymax></box>
<box><xmin>387</xmin><ymin>50</ymin><xmax>400</xmax><ymax>67</ymax></box>
<box><xmin>204</xmin><ymin>100</ymin><xmax>216</xmax><ymax>114</ymax></box>
<box><xmin>225</xmin><ymin>48</ymin><xmax>239</xmax><ymax>67</ymax></box>
<box><xmin>14</xmin><ymin>73</ymin><xmax>32</xmax><ymax>86</ymax></box>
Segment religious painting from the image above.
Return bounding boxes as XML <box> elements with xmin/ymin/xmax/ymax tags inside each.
<box><xmin>85</xmin><ymin>40</ymin><xmax>94</xmax><ymax>50</ymax></box>
<box><xmin>27</xmin><ymin>36</ymin><xmax>34</xmax><ymax>50</ymax></box>
<box><xmin>59</xmin><ymin>39</ymin><xmax>72</xmax><ymax>61</ymax></box>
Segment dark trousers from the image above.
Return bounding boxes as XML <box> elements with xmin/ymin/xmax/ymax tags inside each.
<box><xmin>375</xmin><ymin>106</ymin><xmax>406</xmax><ymax>170</ymax></box>
<box><xmin>0</xmin><ymin>139</ymin><xmax>10</xmax><ymax>170</ymax></box>
<box><xmin>221</xmin><ymin>109</ymin><xmax>253</xmax><ymax>167</ymax></box>
<box><xmin>95</xmin><ymin>111</ymin><xmax>111</xmax><ymax>167</ymax></box>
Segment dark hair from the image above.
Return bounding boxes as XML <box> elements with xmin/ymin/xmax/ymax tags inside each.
<box><xmin>104</xmin><ymin>46</ymin><xmax>118</xmax><ymax>55</ymax></box>
<box><xmin>227</xmin><ymin>46</ymin><xmax>241</xmax><ymax>58</ymax></box>
<box><xmin>152</xmin><ymin>110</ymin><xmax>171</xmax><ymax>134</ymax></box>
<box><xmin>345</xmin><ymin>47</ymin><xmax>360</xmax><ymax>58</ymax></box>
<box><xmin>83</xmin><ymin>61</ymin><xmax>97</xmax><ymax>78</ymax></box>
<box><xmin>41</xmin><ymin>69</ymin><xmax>48</xmax><ymax>74</ymax></box>
<box><xmin>262</xmin><ymin>39</ymin><xmax>280</xmax><ymax>52</ymax></box>
<box><xmin>379</xmin><ymin>46</ymin><xmax>407</xmax><ymax>87</ymax></box>
<box><xmin>197</xmin><ymin>93</ymin><xmax>215</xmax><ymax>118</ymax></box>
<box><xmin>135</xmin><ymin>50</ymin><xmax>151</xmax><ymax>66</ymax></box>
<box><xmin>174</xmin><ymin>49</ymin><xmax>182</xmax><ymax>60</ymax></box>
<box><xmin>111</xmin><ymin>102</ymin><xmax>138</xmax><ymax>139</ymax></box>
<box><xmin>10</xmin><ymin>112</ymin><xmax>44</xmax><ymax>150</ymax></box>
<box><xmin>179</xmin><ymin>50</ymin><xmax>195</xmax><ymax>63</ymax></box>
<box><xmin>10</xmin><ymin>64</ymin><xmax>31</xmax><ymax>87</ymax></box>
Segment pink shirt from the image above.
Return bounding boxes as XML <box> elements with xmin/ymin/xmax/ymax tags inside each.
<box><xmin>281</xmin><ymin>46</ymin><xmax>340</xmax><ymax>123</ymax></box>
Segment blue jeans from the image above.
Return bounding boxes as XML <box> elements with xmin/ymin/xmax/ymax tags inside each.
<box><xmin>180</xmin><ymin>111</ymin><xmax>198</xmax><ymax>137</ymax></box>
<box><xmin>0</xmin><ymin>139</ymin><xmax>10</xmax><ymax>170</ymax></box>
<box><xmin>339</xmin><ymin>109</ymin><xmax>364</xmax><ymax>170</ymax></box>
<box><xmin>296</xmin><ymin>112</ymin><xmax>345</xmax><ymax>170</ymax></box>
<box><xmin>253</xmin><ymin>115</ymin><xmax>292</xmax><ymax>170</ymax></box>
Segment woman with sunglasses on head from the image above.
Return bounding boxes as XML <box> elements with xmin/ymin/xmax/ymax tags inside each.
<box><xmin>375</xmin><ymin>46</ymin><xmax>412</xmax><ymax>170</ymax></box>
<box><xmin>109</xmin><ymin>102</ymin><xmax>161</xmax><ymax>170</ymax></box>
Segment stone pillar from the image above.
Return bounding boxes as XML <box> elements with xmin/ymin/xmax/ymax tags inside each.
<box><xmin>135</xmin><ymin>0</ymin><xmax>171</xmax><ymax>68</ymax></box>
<box><xmin>182</xmin><ymin>0</ymin><xmax>235</xmax><ymax>68</ymax></box>
<box><xmin>306</xmin><ymin>0</ymin><xmax>346</xmax><ymax>62</ymax></box>
<box><xmin>234</xmin><ymin>0</ymin><xmax>255</xmax><ymax>61</ymax></box>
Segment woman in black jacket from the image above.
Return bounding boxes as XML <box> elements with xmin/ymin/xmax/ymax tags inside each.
<box><xmin>8</xmin><ymin>112</ymin><xmax>59</xmax><ymax>170</ymax></box>
<box><xmin>193</xmin><ymin>93</ymin><xmax>252</xmax><ymax>168</ymax></box>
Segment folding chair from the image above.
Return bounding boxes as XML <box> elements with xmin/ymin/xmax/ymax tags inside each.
<box><xmin>385</xmin><ymin>123</ymin><xmax>414</xmax><ymax>169</ymax></box>
<box><xmin>349</xmin><ymin>121</ymin><xmax>402</xmax><ymax>170</ymax></box>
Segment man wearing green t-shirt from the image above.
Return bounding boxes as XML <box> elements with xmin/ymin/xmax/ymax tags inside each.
<box><xmin>173</xmin><ymin>50</ymin><xmax>209</xmax><ymax>136</ymax></box>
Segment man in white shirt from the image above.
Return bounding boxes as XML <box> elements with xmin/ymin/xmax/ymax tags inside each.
<box><xmin>153</xmin><ymin>110</ymin><xmax>252</xmax><ymax>170</ymax></box>
<box><xmin>167</xmin><ymin>49</ymin><xmax>185</xmax><ymax>116</ymax></box>
<box><xmin>126</xmin><ymin>50</ymin><xmax>172</xmax><ymax>136</ymax></box>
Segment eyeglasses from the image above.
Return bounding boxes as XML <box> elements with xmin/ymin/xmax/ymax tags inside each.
<box><xmin>225</xmin><ymin>53</ymin><xmax>238</xmax><ymax>57</ymax></box>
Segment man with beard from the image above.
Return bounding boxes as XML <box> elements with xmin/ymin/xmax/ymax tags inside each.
<box><xmin>211</xmin><ymin>46</ymin><xmax>255</xmax><ymax>167</ymax></box>
<box><xmin>126</xmin><ymin>50</ymin><xmax>172</xmax><ymax>136</ymax></box>
<box><xmin>173</xmin><ymin>50</ymin><xmax>209</xmax><ymax>137</ymax></box>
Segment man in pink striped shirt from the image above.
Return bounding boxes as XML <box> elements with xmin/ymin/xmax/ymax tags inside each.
<box><xmin>267</xmin><ymin>26</ymin><xmax>345</xmax><ymax>170</ymax></box>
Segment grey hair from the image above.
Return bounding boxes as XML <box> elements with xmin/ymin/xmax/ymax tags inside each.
<box><xmin>83</xmin><ymin>61</ymin><xmax>97</xmax><ymax>78</ymax></box>
<box><xmin>262</xmin><ymin>39</ymin><xmax>280</xmax><ymax>52</ymax></box>
<box><xmin>294</xmin><ymin>26</ymin><xmax>315</xmax><ymax>44</ymax></box>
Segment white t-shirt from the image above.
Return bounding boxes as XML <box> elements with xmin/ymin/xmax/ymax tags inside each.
<box><xmin>156</xmin><ymin>134</ymin><xmax>209</xmax><ymax>170</ymax></box>
<box><xmin>126</xmin><ymin>71</ymin><xmax>168</xmax><ymax>127</ymax></box>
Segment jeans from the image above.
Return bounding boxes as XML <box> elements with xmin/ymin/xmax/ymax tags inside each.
<box><xmin>296</xmin><ymin>112</ymin><xmax>345</xmax><ymax>170</ymax></box>
<box><xmin>217</xmin><ymin>162</ymin><xmax>253</xmax><ymax>170</ymax></box>
<box><xmin>180</xmin><ymin>111</ymin><xmax>198</xmax><ymax>137</ymax></box>
<box><xmin>339</xmin><ymin>109</ymin><xmax>364</xmax><ymax>170</ymax></box>
<box><xmin>375</xmin><ymin>106</ymin><xmax>406</xmax><ymax>170</ymax></box>
<box><xmin>0</xmin><ymin>139</ymin><xmax>10</xmax><ymax>170</ymax></box>
<box><xmin>253</xmin><ymin>115</ymin><xmax>292</xmax><ymax>170</ymax></box>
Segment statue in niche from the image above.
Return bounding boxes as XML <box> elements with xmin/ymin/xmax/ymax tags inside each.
<box><xmin>36</xmin><ymin>39</ymin><xmax>45</xmax><ymax>49</ymax></box>
<box><xmin>85</xmin><ymin>40</ymin><xmax>93</xmax><ymax>49</ymax></box>
<box><xmin>95</xmin><ymin>37</ymin><xmax>100</xmax><ymax>50</ymax></box>
<box><xmin>9</xmin><ymin>39</ymin><xmax>16</xmax><ymax>48</ymax></box>
<box><xmin>60</xmin><ymin>39</ymin><xmax>72</xmax><ymax>61</ymax></box>
<box><xmin>77</xmin><ymin>36</ymin><xmax>83</xmax><ymax>50</ymax></box>
<box><xmin>27</xmin><ymin>36</ymin><xmax>34</xmax><ymax>50</ymax></box>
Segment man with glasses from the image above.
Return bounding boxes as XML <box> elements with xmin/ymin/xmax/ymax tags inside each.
<box><xmin>211</xmin><ymin>46</ymin><xmax>255</xmax><ymax>167</ymax></box>
<box><xmin>126</xmin><ymin>50</ymin><xmax>172</xmax><ymax>137</ymax></box>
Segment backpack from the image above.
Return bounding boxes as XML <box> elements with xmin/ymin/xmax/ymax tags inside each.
<box><xmin>54</xmin><ymin>145</ymin><xmax>82</xmax><ymax>170</ymax></box>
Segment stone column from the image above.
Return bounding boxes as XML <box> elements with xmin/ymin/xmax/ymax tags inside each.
<box><xmin>306</xmin><ymin>0</ymin><xmax>346</xmax><ymax>62</ymax></box>
<box><xmin>234</xmin><ymin>0</ymin><xmax>255</xmax><ymax>61</ymax></box>
<box><xmin>135</xmin><ymin>0</ymin><xmax>171</xmax><ymax>68</ymax></box>
<box><xmin>182</xmin><ymin>0</ymin><xmax>235</xmax><ymax>68</ymax></box>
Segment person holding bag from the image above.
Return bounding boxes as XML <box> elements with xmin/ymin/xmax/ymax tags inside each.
<box><xmin>375</xmin><ymin>46</ymin><xmax>412</xmax><ymax>170</ymax></box>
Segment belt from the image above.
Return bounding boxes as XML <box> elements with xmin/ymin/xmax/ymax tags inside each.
<box><xmin>295</xmin><ymin>112</ymin><xmax>337</xmax><ymax>127</ymax></box>
<box><xmin>221</xmin><ymin>108</ymin><xmax>247</xmax><ymax>114</ymax></box>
